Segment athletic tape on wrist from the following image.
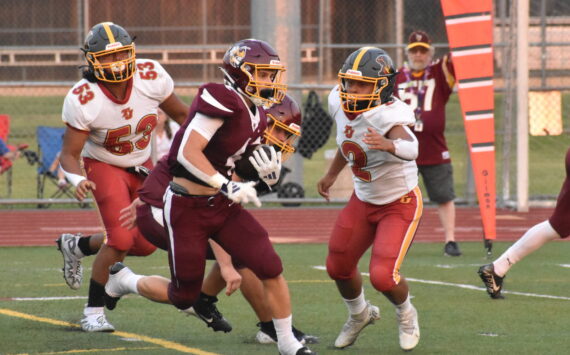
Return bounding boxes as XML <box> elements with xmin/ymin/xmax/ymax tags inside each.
<box><xmin>61</xmin><ymin>168</ymin><xmax>87</xmax><ymax>187</ymax></box>
<box><xmin>207</xmin><ymin>172</ymin><xmax>229</xmax><ymax>189</ymax></box>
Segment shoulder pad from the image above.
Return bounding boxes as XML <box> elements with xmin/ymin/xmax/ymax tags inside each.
<box><xmin>195</xmin><ymin>83</ymin><xmax>241</xmax><ymax>119</ymax></box>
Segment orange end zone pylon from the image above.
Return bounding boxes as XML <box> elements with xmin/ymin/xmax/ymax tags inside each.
<box><xmin>440</xmin><ymin>0</ymin><xmax>496</xmax><ymax>255</ymax></box>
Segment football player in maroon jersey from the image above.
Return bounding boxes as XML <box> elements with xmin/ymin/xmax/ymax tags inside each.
<box><xmin>107</xmin><ymin>38</ymin><xmax>314</xmax><ymax>355</ymax></box>
<box><xmin>109</xmin><ymin>95</ymin><xmax>315</xmax><ymax>344</ymax></box>
<box><xmin>479</xmin><ymin>148</ymin><xmax>570</xmax><ymax>299</ymax></box>
<box><xmin>394</xmin><ymin>30</ymin><xmax>461</xmax><ymax>257</ymax></box>
<box><xmin>55</xmin><ymin>95</ymin><xmax>316</xmax><ymax>346</ymax></box>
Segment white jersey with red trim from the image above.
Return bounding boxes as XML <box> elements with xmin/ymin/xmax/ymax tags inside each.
<box><xmin>329</xmin><ymin>85</ymin><xmax>418</xmax><ymax>205</ymax></box>
<box><xmin>62</xmin><ymin>58</ymin><xmax>174</xmax><ymax>167</ymax></box>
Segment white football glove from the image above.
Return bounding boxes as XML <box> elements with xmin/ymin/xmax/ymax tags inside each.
<box><xmin>220</xmin><ymin>181</ymin><xmax>261</xmax><ymax>207</ymax></box>
<box><xmin>248</xmin><ymin>145</ymin><xmax>282</xmax><ymax>186</ymax></box>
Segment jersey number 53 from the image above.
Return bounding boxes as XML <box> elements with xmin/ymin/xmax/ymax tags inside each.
<box><xmin>103</xmin><ymin>114</ymin><xmax>158</xmax><ymax>155</ymax></box>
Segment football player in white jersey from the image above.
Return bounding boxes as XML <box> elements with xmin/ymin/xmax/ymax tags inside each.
<box><xmin>317</xmin><ymin>47</ymin><xmax>422</xmax><ymax>351</ymax></box>
<box><xmin>59</xmin><ymin>22</ymin><xmax>189</xmax><ymax>332</ymax></box>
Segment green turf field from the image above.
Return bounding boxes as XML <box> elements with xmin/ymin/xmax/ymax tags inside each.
<box><xmin>1</xmin><ymin>241</ymin><xmax>569</xmax><ymax>354</ymax></box>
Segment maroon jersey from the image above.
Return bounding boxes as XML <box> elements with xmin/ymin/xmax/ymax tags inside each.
<box><xmin>549</xmin><ymin>148</ymin><xmax>570</xmax><ymax>238</ymax></box>
<box><xmin>138</xmin><ymin>155</ymin><xmax>171</xmax><ymax>208</ymax></box>
<box><xmin>394</xmin><ymin>54</ymin><xmax>455</xmax><ymax>166</ymax></box>
<box><xmin>168</xmin><ymin>83</ymin><xmax>267</xmax><ymax>185</ymax></box>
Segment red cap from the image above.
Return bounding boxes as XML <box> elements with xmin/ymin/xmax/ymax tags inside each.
<box><xmin>407</xmin><ymin>31</ymin><xmax>431</xmax><ymax>50</ymax></box>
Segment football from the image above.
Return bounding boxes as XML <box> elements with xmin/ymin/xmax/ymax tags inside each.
<box><xmin>234</xmin><ymin>144</ymin><xmax>273</xmax><ymax>181</ymax></box>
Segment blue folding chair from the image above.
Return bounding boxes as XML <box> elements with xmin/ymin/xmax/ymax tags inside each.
<box><xmin>36</xmin><ymin>126</ymin><xmax>75</xmax><ymax>206</ymax></box>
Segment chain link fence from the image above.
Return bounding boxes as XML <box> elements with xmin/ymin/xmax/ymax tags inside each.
<box><xmin>1</xmin><ymin>0</ymin><xmax>569</xmax><ymax>207</ymax></box>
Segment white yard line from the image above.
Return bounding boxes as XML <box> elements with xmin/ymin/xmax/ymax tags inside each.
<box><xmin>10</xmin><ymin>296</ymin><xmax>87</xmax><ymax>301</ymax></box>
<box><xmin>312</xmin><ymin>265</ymin><xmax>570</xmax><ymax>301</ymax></box>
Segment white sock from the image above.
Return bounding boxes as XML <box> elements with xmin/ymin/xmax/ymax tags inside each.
<box><xmin>396</xmin><ymin>294</ymin><xmax>412</xmax><ymax>314</ymax></box>
<box><xmin>343</xmin><ymin>289</ymin><xmax>367</xmax><ymax>315</ymax></box>
<box><xmin>83</xmin><ymin>306</ymin><xmax>104</xmax><ymax>316</ymax></box>
<box><xmin>274</xmin><ymin>315</ymin><xmax>302</xmax><ymax>354</ymax></box>
<box><xmin>493</xmin><ymin>220</ymin><xmax>559</xmax><ymax>277</ymax></box>
<box><xmin>125</xmin><ymin>273</ymin><xmax>142</xmax><ymax>294</ymax></box>
<box><xmin>118</xmin><ymin>269</ymin><xmax>143</xmax><ymax>294</ymax></box>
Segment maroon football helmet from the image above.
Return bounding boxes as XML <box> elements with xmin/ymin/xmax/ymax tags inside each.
<box><xmin>221</xmin><ymin>39</ymin><xmax>287</xmax><ymax>106</ymax></box>
<box><xmin>263</xmin><ymin>95</ymin><xmax>302</xmax><ymax>161</ymax></box>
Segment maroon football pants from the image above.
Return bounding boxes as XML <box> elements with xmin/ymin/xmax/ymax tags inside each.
<box><xmin>549</xmin><ymin>149</ymin><xmax>570</xmax><ymax>238</ymax></box>
<box><xmin>163</xmin><ymin>188</ymin><xmax>283</xmax><ymax>310</ymax></box>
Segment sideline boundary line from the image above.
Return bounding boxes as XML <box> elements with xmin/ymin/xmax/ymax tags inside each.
<box><xmin>0</xmin><ymin>308</ymin><xmax>220</xmax><ymax>355</ymax></box>
<box><xmin>312</xmin><ymin>266</ymin><xmax>570</xmax><ymax>301</ymax></box>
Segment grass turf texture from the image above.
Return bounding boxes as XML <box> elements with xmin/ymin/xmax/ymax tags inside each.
<box><xmin>1</xmin><ymin>241</ymin><xmax>569</xmax><ymax>354</ymax></box>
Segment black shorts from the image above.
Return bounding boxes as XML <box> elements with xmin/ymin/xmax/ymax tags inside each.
<box><xmin>418</xmin><ymin>163</ymin><xmax>455</xmax><ymax>204</ymax></box>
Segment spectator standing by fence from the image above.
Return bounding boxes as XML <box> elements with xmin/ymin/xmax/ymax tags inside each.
<box><xmin>394</xmin><ymin>30</ymin><xmax>461</xmax><ymax>257</ymax></box>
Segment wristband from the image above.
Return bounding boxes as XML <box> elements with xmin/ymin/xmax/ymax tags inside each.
<box><xmin>61</xmin><ymin>168</ymin><xmax>87</xmax><ymax>187</ymax></box>
<box><xmin>206</xmin><ymin>172</ymin><xmax>229</xmax><ymax>189</ymax></box>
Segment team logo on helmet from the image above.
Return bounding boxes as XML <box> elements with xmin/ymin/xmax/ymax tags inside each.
<box><xmin>415</xmin><ymin>33</ymin><xmax>423</xmax><ymax>42</ymax></box>
<box><xmin>376</xmin><ymin>55</ymin><xmax>391</xmax><ymax>76</ymax></box>
<box><xmin>228</xmin><ymin>45</ymin><xmax>249</xmax><ymax>68</ymax></box>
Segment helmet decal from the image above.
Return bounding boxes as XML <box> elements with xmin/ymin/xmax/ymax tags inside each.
<box><xmin>346</xmin><ymin>69</ymin><xmax>362</xmax><ymax>76</ymax></box>
<box><xmin>375</xmin><ymin>55</ymin><xmax>391</xmax><ymax>75</ymax></box>
<box><xmin>106</xmin><ymin>42</ymin><xmax>123</xmax><ymax>50</ymax></box>
<box><xmin>221</xmin><ymin>39</ymin><xmax>287</xmax><ymax>106</ymax></box>
<box><xmin>228</xmin><ymin>45</ymin><xmax>249</xmax><ymax>68</ymax></box>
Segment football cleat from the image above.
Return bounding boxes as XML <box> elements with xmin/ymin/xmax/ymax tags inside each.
<box><xmin>293</xmin><ymin>347</ymin><xmax>316</xmax><ymax>355</ymax></box>
<box><xmin>334</xmin><ymin>302</ymin><xmax>380</xmax><ymax>349</ymax></box>
<box><xmin>255</xmin><ymin>322</ymin><xmax>319</xmax><ymax>345</ymax></box>
<box><xmin>104</xmin><ymin>262</ymin><xmax>132</xmax><ymax>310</ymax></box>
<box><xmin>80</xmin><ymin>307</ymin><xmax>114</xmax><ymax>332</ymax></box>
<box><xmin>279</xmin><ymin>346</ymin><xmax>317</xmax><ymax>355</ymax></box>
<box><xmin>397</xmin><ymin>305</ymin><xmax>420</xmax><ymax>351</ymax></box>
<box><xmin>56</xmin><ymin>233</ymin><xmax>83</xmax><ymax>290</ymax></box>
<box><xmin>184</xmin><ymin>296</ymin><xmax>232</xmax><ymax>333</ymax></box>
<box><xmin>444</xmin><ymin>241</ymin><xmax>462</xmax><ymax>257</ymax></box>
<box><xmin>478</xmin><ymin>264</ymin><xmax>505</xmax><ymax>299</ymax></box>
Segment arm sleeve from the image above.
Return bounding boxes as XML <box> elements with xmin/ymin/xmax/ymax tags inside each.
<box><xmin>392</xmin><ymin>125</ymin><xmax>418</xmax><ymax>161</ymax></box>
<box><xmin>175</xmin><ymin>113</ymin><xmax>225</xmax><ymax>186</ymax></box>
